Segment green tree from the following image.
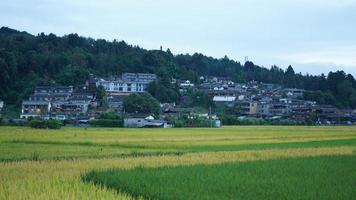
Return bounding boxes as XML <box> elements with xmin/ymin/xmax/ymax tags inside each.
<box><xmin>56</xmin><ymin>65</ymin><xmax>90</xmax><ymax>86</ymax></box>
<box><xmin>123</xmin><ymin>93</ymin><xmax>160</xmax><ymax>116</ymax></box>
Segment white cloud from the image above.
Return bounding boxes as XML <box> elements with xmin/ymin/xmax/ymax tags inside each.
<box><xmin>287</xmin><ymin>0</ymin><xmax>356</xmax><ymax>7</ymax></box>
<box><xmin>279</xmin><ymin>46</ymin><xmax>356</xmax><ymax>67</ymax></box>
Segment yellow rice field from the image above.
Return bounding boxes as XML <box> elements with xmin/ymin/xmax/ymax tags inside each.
<box><xmin>0</xmin><ymin>126</ymin><xmax>356</xmax><ymax>199</ymax></box>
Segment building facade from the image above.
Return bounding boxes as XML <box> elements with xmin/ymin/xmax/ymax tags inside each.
<box><xmin>96</xmin><ymin>73</ymin><xmax>156</xmax><ymax>93</ymax></box>
<box><xmin>20</xmin><ymin>86</ymin><xmax>94</xmax><ymax>119</ymax></box>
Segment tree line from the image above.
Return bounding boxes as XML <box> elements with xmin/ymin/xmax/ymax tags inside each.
<box><xmin>0</xmin><ymin>27</ymin><xmax>355</xmax><ymax>108</ymax></box>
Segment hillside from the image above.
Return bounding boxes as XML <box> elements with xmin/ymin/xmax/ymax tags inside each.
<box><xmin>0</xmin><ymin>26</ymin><xmax>355</xmax><ymax>108</ymax></box>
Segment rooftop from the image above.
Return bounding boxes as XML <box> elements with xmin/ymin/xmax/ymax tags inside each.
<box><xmin>213</xmin><ymin>96</ymin><xmax>236</xmax><ymax>102</ymax></box>
<box><xmin>22</xmin><ymin>100</ymin><xmax>50</xmax><ymax>105</ymax></box>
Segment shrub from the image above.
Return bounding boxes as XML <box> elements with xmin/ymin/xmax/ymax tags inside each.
<box><xmin>220</xmin><ymin>115</ymin><xmax>315</xmax><ymax>126</ymax></box>
<box><xmin>98</xmin><ymin>112</ymin><xmax>121</xmax><ymax>120</ymax></box>
<box><xmin>89</xmin><ymin>119</ymin><xmax>123</xmax><ymax>128</ymax></box>
<box><xmin>29</xmin><ymin>119</ymin><xmax>62</xmax><ymax>129</ymax></box>
<box><xmin>29</xmin><ymin>120</ymin><xmax>47</xmax><ymax>129</ymax></box>
<box><xmin>47</xmin><ymin>120</ymin><xmax>62</xmax><ymax>129</ymax></box>
<box><xmin>169</xmin><ymin>115</ymin><xmax>217</xmax><ymax>128</ymax></box>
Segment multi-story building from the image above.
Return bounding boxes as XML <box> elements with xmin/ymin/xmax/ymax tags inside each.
<box><xmin>122</xmin><ymin>73</ymin><xmax>156</xmax><ymax>83</ymax></box>
<box><xmin>0</xmin><ymin>100</ymin><xmax>4</xmax><ymax>115</ymax></box>
<box><xmin>284</xmin><ymin>88</ymin><xmax>305</xmax><ymax>98</ymax></box>
<box><xmin>107</xmin><ymin>95</ymin><xmax>126</xmax><ymax>112</ymax></box>
<box><xmin>213</xmin><ymin>96</ymin><xmax>236</xmax><ymax>107</ymax></box>
<box><xmin>20</xmin><ymin>86</ymin><xmax>94</xmax><ymax>119</ymax></box>
<box><xmin>20</xmin><ymin>100</ymin><xmax>51</xmax><ymax>119</ymax></box>
<box><xmin>96</xmin><ymin>73</ymin><xmax>156</xmax><ymax>93</ymax></box>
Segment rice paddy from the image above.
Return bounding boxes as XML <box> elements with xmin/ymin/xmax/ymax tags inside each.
<box><xmin>0</xmin><ymin>126</ymin><xmax>356</xmax><ymax>199</ymax></box>
<box><xmin>84</xmin><ymin>155</ymin><xmax>356</xmax><ymax>200</ymax></box>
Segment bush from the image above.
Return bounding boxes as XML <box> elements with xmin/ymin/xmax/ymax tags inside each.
<box><xmin>89</xmin><ymin>119</ymin><xmax>123</xmax><ymax>128</ymax></box>
<box><xmin>220</xmin><ymin>115</ymin><xmax>315</xmax><ymax>126</ymax></box>
<box><xmin>47</xmin><ymin>120</ymin><xmax>62</xmax><ymax>129</ymax></box>
<box><xmin>29</xmin><ymin>120</ymin><xmax>47</xmax><ymax>129</ymax></box>
<box><xmin>98</xmin><ymin>112</ymin><xmax>121</xmax><ymax>120</ymax></box>
<box><xmin>29</xmin><ymin>119</ymin><xmax>62</xmax><ymax>129</ymax></box>
<box><xmin>169</xmin><ymin>115</ymin><xmax>216</xmax><ymax>128</ymax></box>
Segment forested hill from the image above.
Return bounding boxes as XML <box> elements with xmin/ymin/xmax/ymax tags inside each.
<box><xmin>0</xmin><ymin>26</ymin><xmax>356</xmax><ymax>108</ymax></box>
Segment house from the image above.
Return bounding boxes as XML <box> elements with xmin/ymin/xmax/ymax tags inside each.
<box><xmin>314</xmin><ymin>105</ymin><xmax>344</xmax><ymax>123</ymax></box>
<box><xmin>34</xmin><ymin>86</ymin><xmax>73</xmax><ymax>95</ymax></box>
<box><xmin>285</xmin><ymin>88</ymin><xmax>304</xmax><ymax>98</ymax></box>
<box><xmin>34</xmin><ymin>86</ymin><xmax>52</xmax><ymax>94</ymax></box>
<box><xmin>213</xmin><ymin>96</ymin><xmax>236</xmax><ymax>107</ymax></box>
<box><xmin>236</xmin><ymin>101</ymin><xmax>259</xmax><ymax>116</ymax></box>
<box><xmin>249</xmin><ymin>102</ymin><xmax>259</xmax><ymax>115</ymax></box>
<box><xmin>72</xmin><ymin>86</ymin><xmax>95</xmax><ymax>99</ymax></box>
<box><xmin>122</xmin><ymin>73</ymin><xmax>157</xmax><ymax>83</ymax></box>
<box><xmin>269</xmin><ymin>102</ymin><xmax>290</xmax><ymax>117</ymax></box>
<box><xmin>96</xmin><ymin>73</ymin><xmax>156</xmax><ymax>94</ymax></box>
<box><xmin>52</xmin><ymin>86</ymin><xmax>74</xmax><ymax>94</ymax></box>
<box><xmin>0</xmin><ymin>100</ymin><xmax>3</xmax><ymax>114</ymax></box>
<box><xmin>21</xmin><ymin>85</ymin><xmax>94</xmax><ymax>119</ymax></box>
<box><xmin>162</xmin><ymin>104</ymin><xmax>195</xmax><ymax>117</ymax></box>
<box><xmin>29</xmin><ymin>86</ymin><xmax>73</xmax><ymax>102</ymax></box>
<box><xmin>124</xmin><ymin>115</ymin><xmax>169</xmax><ymax>128</ymax></box>
<box><xmin>20</xmin><ymin>100</ymin><xmax>51</xmax><ymax>119</ymax></box>
<box><xmin>257</xmin><ymin>102</ymin><xmax>271</xmax><ymax>117</ymax></box>
<box><xmin>180</xmin><ymin>80</ymin><xmax>195</xmax><ymax>88</ymax></box>
<box><xmin>29</xmin><ymin>93</ymin><xmax>52</xmax><ymax>101</ymax></box>
<box><xmin>107</xmin><ymin>95</ymin><xmax>126</xmax><ymax>112</ymax></box>
<box><xmin>51</xmin><ymin>101</ymin><xmax>89</xmax><ymax>115</ymax></box>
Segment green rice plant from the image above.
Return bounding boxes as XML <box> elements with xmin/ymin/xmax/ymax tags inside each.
<box><xmin>1</xmin><ymin>126</ymin><xmax>356</xmax><ymax>161</ymax></box>
<box><xmin>1</xmin><ymin>146</ymin><xmax>355</xmax><ymax>200</ymax></box>
<box><xmin>0</xmin><ymin>126</ymin><xmax>356</xmax><ymax>199</ymax></box>
<box><xmin>30</xmin><ymin>152</ymin><xmax>39</xmax><ymax>161</ymax></box>
<box><xmin>83</xmin><ymin>155</ymin><xmax>356</xmax><ymax>200</ymax></box>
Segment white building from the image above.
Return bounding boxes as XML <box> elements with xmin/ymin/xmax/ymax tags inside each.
<box><xmin>213</xmin><ymin>96</ymin><xmax>236</xmax><ymax>107</ymax></box>
<box><xmin>285</xmin><ymin>88</ymin><xmax>305</xmax><ymax>98</ymax></box>
<box><xmin>96</xmin><ymin>73</ymin><xmax>156</xmax><ymax>93</ymax></box>
<box><xmin>0</xmin><ymin>100</ymin><xmax>3</xmax><ymax>113</ymax></box>
<box><xmin>180</xmin><ymin>80</ymin><xmax>195</xmax><ymax>88</ymax></box>
<box><xmin>124</xmin><ymin>115</ymin><xmax>169</xmax><ymax>128</ymax></box>
<box><xmin>213</xmin><ymin>96</ymin><xmax>236</xmax><ymax>102</ymax></box>
<box><xmin>20</xmin><ymin>101</ymin><xmax>51</xmax><ymax>119</ymax></box>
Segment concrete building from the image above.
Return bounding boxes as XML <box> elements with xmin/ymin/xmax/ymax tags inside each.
<box><xmin>122</xmin><ymin>73</ymin><xmax>156</xmax><ymax>83</ymax></box>
<box><xmin>107</xmin><ymin>95</ymin><xmax>126</xmax><ymax>112</ymax></box>
<box><xmin>213</xmin><ymin>96</ymin><xmax>236</xmax><ymax>107</ymax></box>
<box><xmin>20</xmin><ymin>101</ymin><xmax>51</xmax><ymax>119</ymax></box>
<box><xmin>285</xmin><ymin>88</ymin><xmax>305</xmax><ymax>98</ymax></box>
<box><xmin>96</xmin><ymin>73</ymin><xmax>156</xmax><ymax>94</ymax></box>
<box><xmin>124</xmin><ymin>115</ymin><xmax>169</xmax><ymax>128</ymax></box>
<box><xmin>20</xmin><ymin>85</ymin><xmax>95</xmax><ymax>119</ymax></box>
<box><xmin>180</xmin><ymin>80</ymin><xmax>195</xmax><ymax>88</ymax></box>
<box><xmin>0</xmin><ymin>100</ymin><xmax>4</xmax><ymax>115</ymax></box>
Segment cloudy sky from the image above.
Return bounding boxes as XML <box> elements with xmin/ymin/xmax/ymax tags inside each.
<box><xmin>1</xmin><ymin>0</ymin><xmax>356</xmax><ymax>76</ymax></box>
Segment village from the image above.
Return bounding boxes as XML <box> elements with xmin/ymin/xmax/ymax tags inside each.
<box><xmin>2</xmin><ymin>73</ymin><xmax>354</xmax><ymax>128</ymax></box>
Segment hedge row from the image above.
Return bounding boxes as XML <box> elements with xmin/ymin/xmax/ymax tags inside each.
<box><xmin>29</xmin><ymin>119</ymin><xmax>62</xmax><ymax>129</ymax></box>
<box><xmin>89</xmin><ymin>119</ymin><xmax>123</xmax><ymax>127</ymax></box>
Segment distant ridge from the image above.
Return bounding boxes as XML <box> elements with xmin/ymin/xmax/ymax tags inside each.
<box><xmin>0</xmin><ymin>26</ymin><xmax>355</xmax><ymax>108</ymax></box>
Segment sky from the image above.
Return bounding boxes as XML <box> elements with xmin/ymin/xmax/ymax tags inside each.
<box><xmin>1</xmin><ymin>0</ymin><xmax>356</xmax><ymax>76</ymax></box>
